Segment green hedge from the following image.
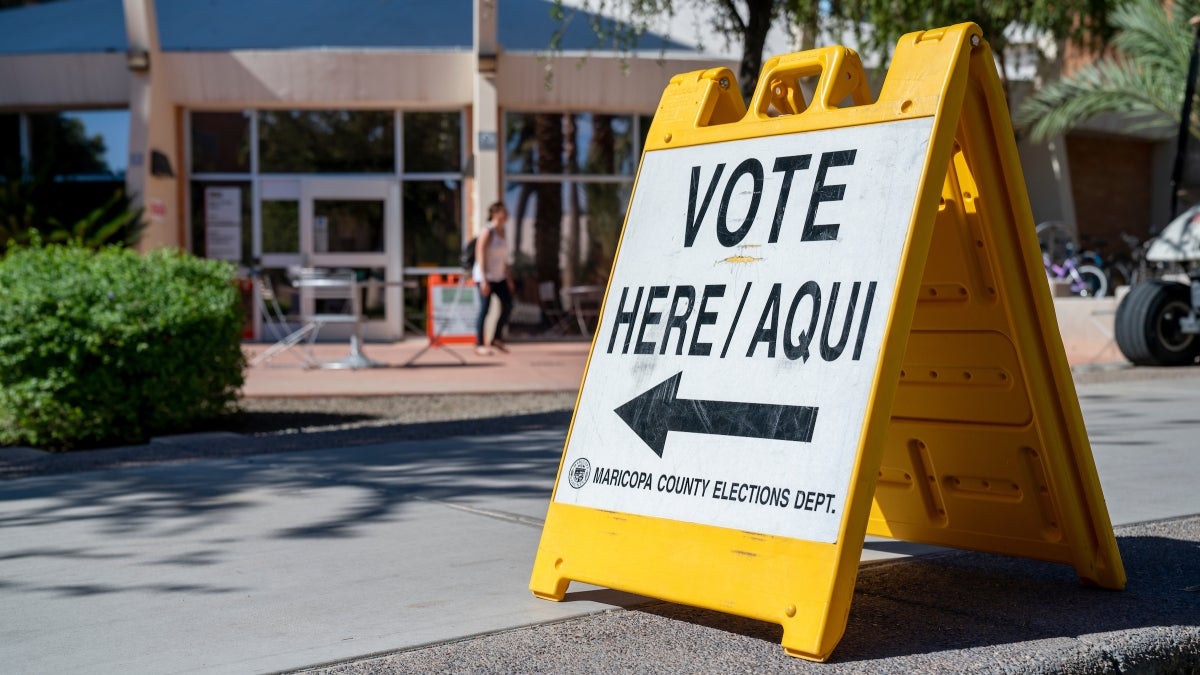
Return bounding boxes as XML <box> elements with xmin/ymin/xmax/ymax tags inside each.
<box><xmin>0</xmin><ymin>245</ymin><xmax>246</xmax><ymax>450</ymax></box>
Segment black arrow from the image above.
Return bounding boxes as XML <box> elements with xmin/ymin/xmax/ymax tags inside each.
<box><xmin>613</xmin><ymin>371</ymin><xmax>819</xmax><ymax>457</ymax></box>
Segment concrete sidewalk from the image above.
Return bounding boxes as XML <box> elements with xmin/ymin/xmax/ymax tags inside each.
<box><xmin>1</xmin><ymin>371</ymin><xmax>1199</xmax><ymax>674</ymax></box>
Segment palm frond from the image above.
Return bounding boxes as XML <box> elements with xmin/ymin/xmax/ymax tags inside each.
<box><xmin>1110</xmin><ymin>0</ymin><xmax>1190</xmax><ymax>75</ymax></box>
<box><xmin>1016</xmin><ymin>0</ymin><xmax>1200</xmax><ymax>143</ymax></box>
<box><xmin>1017</xmin><ymin>58</ymin><xmax>1183</xmax><ymax>142</ymax></box>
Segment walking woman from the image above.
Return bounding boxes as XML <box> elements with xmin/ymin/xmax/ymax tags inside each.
<box><xmin>472</xmin><ymin>201</ymin><xmax>514</xmax><ymax>356</ymax></box>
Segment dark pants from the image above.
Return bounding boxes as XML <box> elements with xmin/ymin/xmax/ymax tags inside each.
<box><xmin>476</xmin><ymin>280</ymin><xmax>514</xmax><ymax>346</ymax></box>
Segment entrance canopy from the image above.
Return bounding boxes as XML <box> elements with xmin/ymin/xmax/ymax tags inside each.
<box><xmin>0</xmin><ymin>0</ymin><xmax>708</xmax><ymax>110</ymax></box>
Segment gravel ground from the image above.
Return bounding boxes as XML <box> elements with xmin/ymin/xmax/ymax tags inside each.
<box><xmin>230</xmin><ymin>391</ymin><xmax>579</xmax><ymax>436</ymax></box>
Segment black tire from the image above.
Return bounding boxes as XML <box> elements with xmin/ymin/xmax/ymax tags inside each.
<box><xmin>1114</xmin><ymin>280</ymin><xmax>1200</xmax><ymax>366</ymax></box>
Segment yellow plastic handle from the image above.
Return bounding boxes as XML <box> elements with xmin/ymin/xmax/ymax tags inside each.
<box><xmin>747</xmin><ymin>46</ymin><xmax>873</xmax><ymax>117</ymax></box>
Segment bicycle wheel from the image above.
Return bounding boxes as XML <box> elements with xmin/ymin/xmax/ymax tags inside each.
<box><xmin>1106</xmin><ymin>260</ymin><xmax>1133</xmax><ymax>289</ymax></box>
<box><xmin>1073</xmin><ymin>264</ymin><xmax>1108</xmax><ymax>297</ymax></box>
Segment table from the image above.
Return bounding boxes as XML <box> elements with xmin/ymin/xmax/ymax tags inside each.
<box><xmin>291</xmin><ymin>271</ymin><xmax>383</xmax><ymax>370</ymax></box>
<box><xmin>305</xmin><ymin>274</ymin><xmax>474</xmax><ymax>369</ymax></box>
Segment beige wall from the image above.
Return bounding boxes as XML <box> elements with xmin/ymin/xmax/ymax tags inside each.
<box><xmin>0</xmin><ymin>6</ymin><xmax>1092</xmax><ymax>257</ymax></box>
<box><xmin>162</xmin><ymin>51</ymin><xmax>476</xmax><ymax>108</ymax></box>
<box><xmin>498</xmin><ymin>53</ymin><xmax>733</xmax><ymax>112</ymax></box>
<box><xmin>0</xmin><ymin>54</ymin><xmax>129</xmax><ymax>108</ymax></box>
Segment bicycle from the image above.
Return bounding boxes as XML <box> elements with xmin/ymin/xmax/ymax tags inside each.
<box><xmin>1043</xmin><ymin>246</ymin><xmax>1108</xmax><ymax>297</ymax></box>
<box><xmin>1034</xmin><ymin>221</ymin><xmax>1108</xmax><ymax>297</ymax></box>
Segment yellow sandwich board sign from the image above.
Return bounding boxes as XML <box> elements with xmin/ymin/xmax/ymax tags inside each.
<box><xmin>529</xmin><ymin>23</ymin><xmax>1125</xmax><ymax>661</ymax></box>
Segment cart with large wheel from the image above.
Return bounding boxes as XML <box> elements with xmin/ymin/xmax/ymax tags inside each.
<box><xmin>1114</xmin><ymin>203</ymin><xmax>1200</xmax><ymax>365</ymax></box>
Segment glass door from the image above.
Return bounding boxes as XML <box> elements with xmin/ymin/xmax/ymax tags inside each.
<box><xmin>301</xmin><ymin>178</ymin><xmax>402</xmax><ymax>340</ymax></box>
<box><xmin>251</xmin><ymin>178</ymin><xmax>402</xmax><ymax>341</ymax></box>
<box><xmin>254</xmin><ymin>178</ymin><xmax>303</xmax><ymax>342</ymax></box>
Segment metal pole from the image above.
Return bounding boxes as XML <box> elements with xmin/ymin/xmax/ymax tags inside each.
<box><xmin>1169</xmin><ymin>16</ymin><xmax>1200</xmax><ymax>223</ymax></box>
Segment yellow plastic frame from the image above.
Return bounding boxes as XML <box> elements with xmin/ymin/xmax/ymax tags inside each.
<box><xmin>530</xmin><ymin>23</ymin><xmax>1124</xmax><ymax>662</ymax></box>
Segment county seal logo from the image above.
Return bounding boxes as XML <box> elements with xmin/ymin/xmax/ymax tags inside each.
<box><xmin>568</xmin><ymin>458</ymin><xmax>591</xmax><ymax>489</ymax></box>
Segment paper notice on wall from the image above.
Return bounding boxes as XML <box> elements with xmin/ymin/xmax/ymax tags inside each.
<box><xmin>204</xmin><ymin>187</ymin><xmax>242</xmax><ymax>261</ymax></box>
<box><xmin>313</xmin><ymin>215</ymin><xmax>329</xmax><ymax>253</ymax></box>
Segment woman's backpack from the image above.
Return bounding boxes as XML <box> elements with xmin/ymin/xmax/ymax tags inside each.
<box><xmin>460</xmin><ymin>235</ymin><xmax>478</xmax><ymax>270</ymax></box>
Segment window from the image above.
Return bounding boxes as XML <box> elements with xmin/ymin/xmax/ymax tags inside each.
<box><xmin>259</xmin><ymin>110</ymin><xmax>394</xmax><ymax>173</ymax></box>
<box><xmin>403</xmin><ymin>180</ymin><xmax>463</xmax><ymax>268</ymax></box>
<box><xmin>1</xmin><ymin>110</ymin><xmax>130</xmax><ymax>234</ymax></box>
<box><xmin>0</xmin><ymin>113</ymin><xmax>20</xmax><ymax>176</ymax></box>
<box><xmin>261</xmin><ymin>200</ymin><xmax>299</xmax><ymax>254</ymax></box>
<box><xmin>505</xmin><ymin>113</ymin><xmax>635</xmax><ymax>176</ymax></box>
<box><xmin>504</xmin><ymin>111</ymin><xmax>642</xmax><ymax>287</ymax></box>
<box><xmin>191</xmin><ymin>111</ymin><xmax>250</xmax><ymax>174</ymax></box>
<box><xmin>30</xmin><ymin>110</ymin><xmax>128</xmax><ymax>179</ymax></box>
<box><xmin>403</xmin><ymin>112</ymin><xmax>462</xmax><ymax>172</ymax></box>
<box><xmin>187</xmin><ymin>108</ymin><xmax>466</xmax><ymax>278</ymax></box>
<box><xmin>314</xmin><ymin>199</ymin><xmax>384</xmax><ymax>253</ymax></box>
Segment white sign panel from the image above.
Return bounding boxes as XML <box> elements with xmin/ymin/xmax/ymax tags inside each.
<box><xmin>204</xmin><ymin>187</ymin><xmax>242</xmax><ymax>262</ymax></box>
<box><xmin>430</xmin><ymin>282</ymin><xmax>480</xmax><ymax>338</ymax></box>
<box><xmin>555</xmin><ymin>117</ymin><xmax>935</xmax><ymax>543</ymax></box>
<box><xmin>313</xmin><ymin>215</ymin><xmax>329</xmax><ymax>253</ymax></box>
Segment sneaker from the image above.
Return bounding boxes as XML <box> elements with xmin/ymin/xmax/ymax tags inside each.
<box><xmin>475</xmin><ymin>346</ymin><xmax>494</xmax><ymax>356</ymax></box>
<box><xmin>491</xmin><ymin>339</ymin><xmax>509</xmax><ymax>353</ymax></box>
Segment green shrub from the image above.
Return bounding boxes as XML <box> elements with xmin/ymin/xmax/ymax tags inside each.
<box><xmin>0</xmin><ymin>245</ymin><xmax>246</xmax><ymax>450</ymax></box>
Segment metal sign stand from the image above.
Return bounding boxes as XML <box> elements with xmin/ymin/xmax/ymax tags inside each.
<box><xmin>404</xmin><ymin>274</ymin><xmax>470</xmax><ymax>367</ymax></box>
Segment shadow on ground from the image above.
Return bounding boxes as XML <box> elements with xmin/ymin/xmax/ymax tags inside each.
<box><xmin>0</xmin><ymin>409</ymin><xmax>573</xmax><ymax>480</ymax></box>
<box><xmin>337</xmin><ymin>517</ymin><xmax>1200</xmax><ymax>674</ymax></box>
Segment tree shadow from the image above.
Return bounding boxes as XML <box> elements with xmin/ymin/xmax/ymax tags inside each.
<box><xmin>0</xmin><ymin>422</ymin><xmax>569</xmax><ymax>516</ymax></box>
<box><xmin>2</xmin><ymin>413</ymin><xmax>1195</xmax><ymax>667</ymax></box>
<box><xmin>0</xmin><ymin>410</ymin><xmax>573</xmax><ymax>480</ymax></box>
<box><xmin>0</xmin><ymin>417</ymin><xmax>573</xmax><ymax>598</ymax></box>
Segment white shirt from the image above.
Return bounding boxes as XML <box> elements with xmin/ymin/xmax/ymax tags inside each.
<box><xmin>472</xmin><ymin>226</ymin><xmax>508</xmax><ymax>283</ymax></box>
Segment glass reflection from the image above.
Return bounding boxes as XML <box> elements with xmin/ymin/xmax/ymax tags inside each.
<box><xmin>30</xmin><ymin>111</ymin><xmax>127</xmax><ymax>177</ymax></box>
<box><xmin>313</xmin><ymin>199</ymin><xmax>384</xmax><ymax>253</ymax></box>
<box><xmin>403</xmin><ymin>112</ymin><xmax>461</xmax><ymax>172</ymax></box>
<box><xmin>1</xmin><ymin>113</ymin><xmax>21</xmax><ymax>176</ymax></box>
<box><xmin>261</xmin><ymin>200</ymin><xmax>299</xmax><ymax>253</ymax></box>
<box><xmin>504</xmin><ymin>112</ymin><xmax>634</xmax><ymax>176</ymax></box>
<box><xmin>191</xmin><ymin>111</ymin><xmax>250</xmax><ymax>174</ymax></box>
<box><xmin>403</xmin><ymin>180</ymin><xmax>463</xmax><ymax>268</ymax></box>
<box><xmin>259</xmin><ymin>110</ymin><xmax>394</xmax><ymax>173</ymax></box>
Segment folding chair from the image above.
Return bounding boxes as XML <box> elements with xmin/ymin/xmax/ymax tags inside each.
<box><xmin>538</xmin><ymin>280</ymin><xmax>574</xmax><ymax>335</ymax></box>
<box><xmin>251</xmin><ymin>268</ymin><xmax>358</xmax><ymax>368</ymax></box>
<box><xmin>250</xmin><ymin>270</ymin><xmax>312</xmax><ymax>367</ymax></box>
<box><xmin>256</xmin><ymin>272</ymin><xmax>291</xmax><ymax>338</ymax></box>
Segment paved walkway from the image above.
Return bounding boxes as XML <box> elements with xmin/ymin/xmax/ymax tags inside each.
<box><xmin>4</xmin><ymin>315</ymin><xmax>1199</xmax><ymax>673</ymax></box>
<box><xmin>241</xmin><ymin>337</ymin><xmax>594</xmax><ymax>398</ymax></box>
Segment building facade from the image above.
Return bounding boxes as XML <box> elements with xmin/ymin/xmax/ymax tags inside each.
<box><xmin>0</xmin><ymin>0</ymin><xmax>728</xmax><ymax>339</ymax></box>
<box><xmin>2</xmin><ymin>0</ymin><xmax>1175</xmax><ymax>340</ymax></box>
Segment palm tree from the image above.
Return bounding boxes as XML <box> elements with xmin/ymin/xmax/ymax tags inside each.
<box><xmin>1015</xmin><ymin>0</ymin><xmax>1200</xmax><ymax>143</ymax></box>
